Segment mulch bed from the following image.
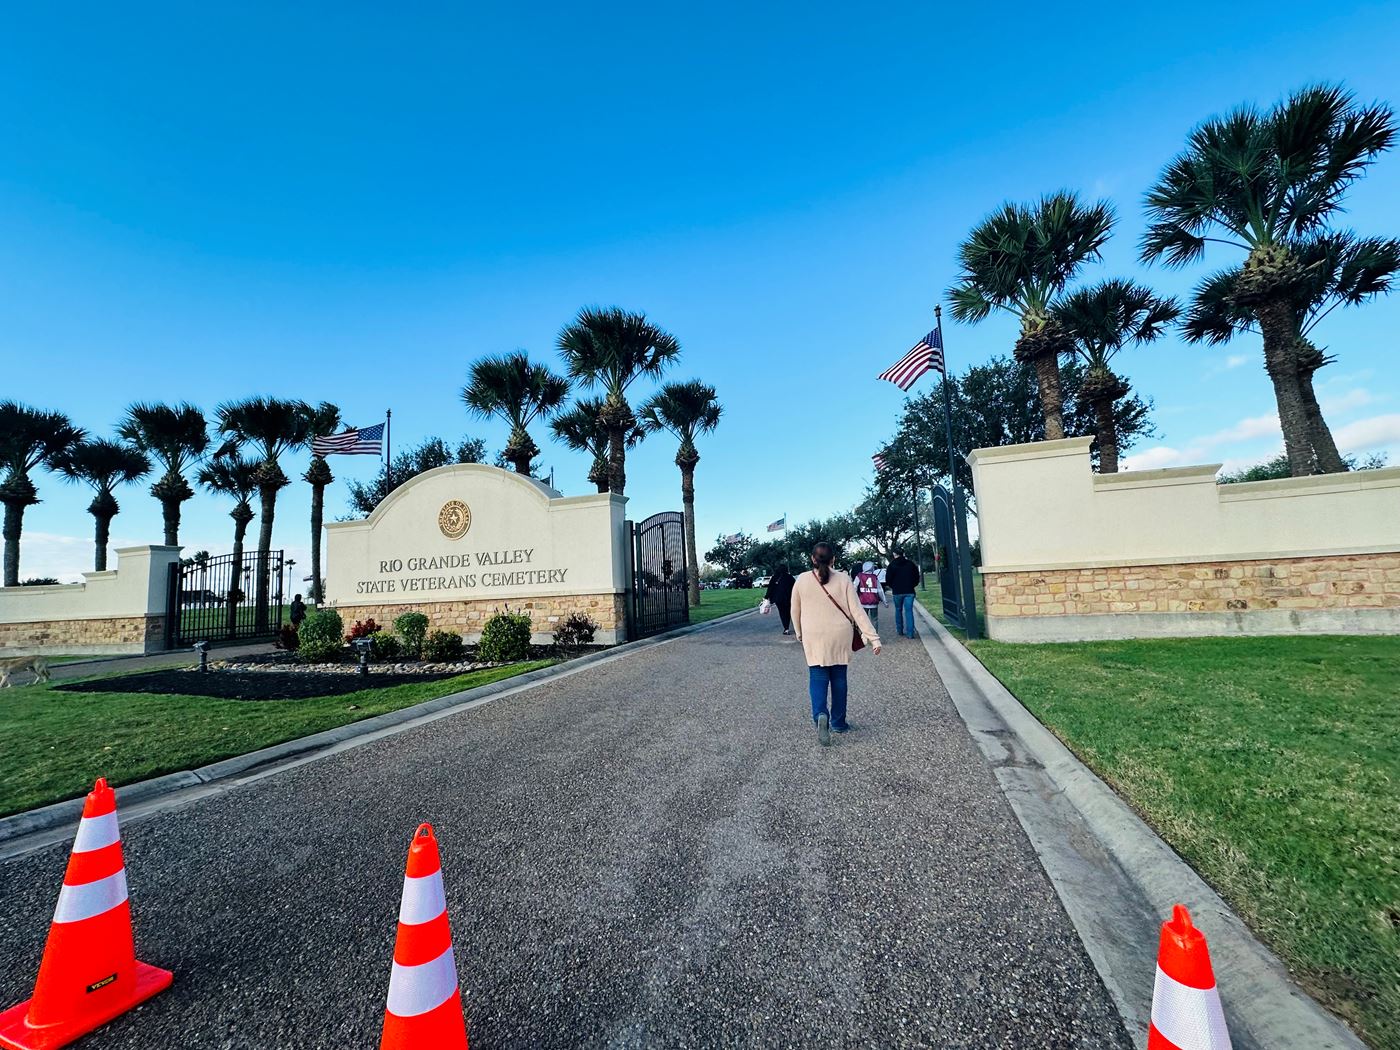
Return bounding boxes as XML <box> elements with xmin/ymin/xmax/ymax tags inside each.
<box><xmin>55</xmin><ymin>669</ymin><xmax>461</xmax><ymax>701</ymax></box>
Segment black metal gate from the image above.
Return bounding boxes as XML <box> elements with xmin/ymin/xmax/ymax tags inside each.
<box><xmin>165</xmin><ymin>549</ymin><xmax>287</xmax><ymax>648</ymax></box>
<box><xmin>931</xmin><ymin>485</ymin><xmax>964</xmax><ymax>626</ymax></box>
<box><xmin>628</xmin><ymin>512</ymin><xmax>690</xmax><ymax>639</ymax></box>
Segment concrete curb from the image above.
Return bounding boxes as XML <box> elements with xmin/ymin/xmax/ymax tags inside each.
<box><xmin>0</xmin><ymin>606</ymin><xmax>757</xmax><ymax>855</ymax></box>
<box><xmin>913</xmin><ymin>601</ymin><xmax>1364</xmax><ymax>1050</ymax></box>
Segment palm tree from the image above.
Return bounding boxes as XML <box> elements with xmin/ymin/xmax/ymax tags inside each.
<box><xmin>949</xmin><ymin>192</ymin><xmax>1115</xmax><ymax>440</ymax></box>
<box><xmin>0</xmin><ymin>402</ymin><xmax>85</xmax><ymax>586</ymax></box>
<box><xmin>639</xmin><ymin>382</ymin><xmax>723</xmax><ymax>606</ymax></box>
<box><xmin>53</xmin><ymin>438</ymin><xmax>152</xmax><ymax>570</ymax></box>
<box><xmin>557</xmin><ymin>307</ymin><xmax>681</xmax><ymax>494</ymax></box>
<box><xmin>1054</xmin><ymin>280</ymin><xmax>1180</xmax><ymax>473</ymax></box>
<box><xmin>118</xmin><ymin>402</ymin><xmax>211</xmax><ymax>545</ymax></box>
<box><xmin>550</xmin><ymin>397</ymin><xmax>643</xmax><ymax>492</ymax></box>
<box><xmin>1185</xmin><ymin>231</ymin><xmax>1399</xmax><ymax>473</ymax></box>
<box><xmin>461</xmin><ymin>352</ymin><xmax>570</xmax><ymax>476</ymax></box>
<box><xmin>215</xmin><ymin>397</ymin><xmax>314</xmax><ymax>630</ymax></box>
<box><xmin>302</xmin><ymin>402</ymin><xmax>342</xmax><ymax>603</ymax></box>
<box><xmin>1142</xmin><ymin>85</ymin><xmax>1395</xmax><ymax>475</ymax></box>
<box><xmin>197</xmin><ymin>454</ymin><xmax>259</xmax><ymax>632</ymax></box>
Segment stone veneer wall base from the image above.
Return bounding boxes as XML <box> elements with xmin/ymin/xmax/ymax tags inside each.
<box><xmin>989</xmin><ymin>607</ymin><xmax>1400</xmax><ymax>643</ymax></box>
<box><xmin>0</xmin><ymin>615</ymin><xmax>167</xmax><ymax>657</ymax></box>
<box><xmin>331</xmin><ymin>593</ymin><xmax>629</xmax><ymax>646</ymax></box>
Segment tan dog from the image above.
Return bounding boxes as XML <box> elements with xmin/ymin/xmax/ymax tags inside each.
<box><xmin>0</xmin><ymin>655</ymin><xmax>51</xmax><ymax>687</ymax></box>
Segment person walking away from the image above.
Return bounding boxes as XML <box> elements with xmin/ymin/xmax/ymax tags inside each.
<box><xmin>289</xmin><ymin>593</ymin><xmax>307</xmax><ymax>628</ymax></box>
<box><xmin>854</xmin><ymin>560</ymin><xmax>887</xmax><ymax>628</ymax></box>
<box><xmin>764</xmin><ymin>565</ymin><xmax>797</xmax><ymax>634</ymax></box>
<box><xmin>886</xmin><ymin>551</ymin><xmax>921</xmax><ymax>639</ymax></box>
<box><xmin>791</xmin><ymin>542</ymin><xmax>881</xmax><ymax>745</ymax></box>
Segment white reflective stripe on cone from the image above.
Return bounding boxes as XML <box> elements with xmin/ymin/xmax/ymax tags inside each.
<box><xmin>398</xmin><ymin>869</ymin><xmax>446</xmax><ymax>926</ymax></box>
<box><xmin>53</xmin><ymin>869</ymin><xmax>129</xmax><ymax>924</ymax></box>
<box><xmin>1152</xmin><ymin>966</ymin><xmax>1233</xmax><ymax>1050</ymax></box>
<box><xmin>386</xmin><ymin>946</ymin><xmax>458</xmax><ymax>1017</ymax></box>
<box><xmin>72</xmin><ymin>811</ymin><xmax>121</xmax><ymax>854</ymax></box>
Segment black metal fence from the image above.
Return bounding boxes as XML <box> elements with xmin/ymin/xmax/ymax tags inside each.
<box><xmin>629</xmin><ymin>512</ymin><xmax>689</xmax><ymax>639</ymax></box>
<box><xmin>165</xmin><ymin>549</ymin><xmax>286</xmax><ymax>648</ymax></box>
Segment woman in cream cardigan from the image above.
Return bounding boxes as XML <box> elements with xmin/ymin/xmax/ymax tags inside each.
<box><xmin>790</xmin><ymin>542</ymin><xmax>881</xmax><ymax>745</ymax></box>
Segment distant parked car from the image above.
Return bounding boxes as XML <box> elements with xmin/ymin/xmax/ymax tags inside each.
<box><xmin>180</xmin><ymin>588</ymin><xmax>220</xmax><ymax>604</ymax></box>
<box><xmin>754</xmin><ymin>575</ymin><xmax>772</xmax><ymax>588</ymax></box>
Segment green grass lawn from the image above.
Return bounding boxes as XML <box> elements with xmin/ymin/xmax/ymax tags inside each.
<box><xmin>967</xmin><ymin>634</ymin><xmax>1399</xmax><ymax>1048</ymax></box>
<box><xmin>689</xmin><ymin>588</ymin><xmax>761</xmax><ymax>623</ymax></box>
<box><xmin>0</xmin><ymin>660</ymin><xmax>554</xmax><ymax>819</ymax></box>
<box><xmin>917</xmin><ymin>571</ymin><xmax>987</xmax><ymax>638</ymax></box>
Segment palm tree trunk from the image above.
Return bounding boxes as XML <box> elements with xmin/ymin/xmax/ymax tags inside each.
<box><xmin>1256</xmin><ymin>299</ymin><xmax>1318</xmax><ymax>476</ymax></box>
<box><xmin>255</xmin><ymin>485</ymin><xmax>276</xmax><ymax>632</ymax></box>
<box><xmin>228</xmin><ymin>511</ymin><xmax>250</xmax><ymax>635</ymax></box>
<box><xmin>1297</xmin><ymin>366</ymin><xmax>1347</xmax><ymax>474</ymax></box>
<box><xmin>1093</xmin><ymin>395</ymin><xmax>1120</xmax><ymax>474</ymax></box>
<box><xmin>588</xmin><ymin>453</ymin><xmax>609</xmax><ymax>493</ymax></box>
<box><xmin>309</xmin><ymin>484</ymin><xmax>324</xmax><ymax>603</ymax></box>
<box><xmin>93</xmin><ymin>512</ymin><xmax>114</xmax><ymax>571</ymax></box>
<box><xmin>607</xmin><ymin>427</ymin><xmax>627</xmax><ymax>496</ymax></box>
<box><xmin>1032</xmin><ymin>354</ymin><xmax>1066</xmax><ymax>440</ymax></box>
<box><xmin>681</xmin><ymin>463</ymin><xmax>700</xmax><ymax>607</ymax></box>
<box><xmin>2</xmin><ymin>500</ymin><xmax>23</xmax><ymax>586</ymax></box>
<box><xmin>161</xmin><ymin>497</ymin><xmax>180</xmax><ymax>546</ymax></box>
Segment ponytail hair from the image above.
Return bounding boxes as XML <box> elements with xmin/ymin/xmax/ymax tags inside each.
<box><xmin>810</xmin><ymin>541</ymin><xmax>834</xmax><ymax>584</ymax></box>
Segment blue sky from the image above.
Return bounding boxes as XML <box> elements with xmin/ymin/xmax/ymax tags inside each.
<box><xmin>4</xmin><ymin>2</ymin><xmax>1399</xmax><ymax>581</ymax></box>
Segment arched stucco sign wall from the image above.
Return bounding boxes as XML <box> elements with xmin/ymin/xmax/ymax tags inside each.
<box><xmin>324</xmin><ymin>464</ymin><xmax>629</xmax><ymax>643</ymax></box>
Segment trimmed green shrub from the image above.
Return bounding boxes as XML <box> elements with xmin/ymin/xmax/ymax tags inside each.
<box><xmin>370</xmin><ymin>631</ymin><xmax>402</xmax><ymax>660</ymax></box>
<box><xmin>394</xmin><ymin>612</ymin><xmax>429</xmax><ymax>658</ymax></box>
<box><xmin>423</xmin><ymin>630</ymin><xmax>465</xmax><ymax>662</ymax></box>
<box><xmin>298</xmin><ymin>609</ymin><xmax>345</xmax><ymax>662</ymax></box>
<box><xmin>553</xmin><ymin>612</ymin><xmax>598</xmax><ymax>649</ymax></box>
<box><xmin>479</xmin><ymin>612</ymin><xmax>532</xmax><ymax>663</ymax></box>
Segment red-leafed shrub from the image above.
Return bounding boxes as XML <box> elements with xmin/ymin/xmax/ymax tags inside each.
<box><xmin>346</xmin><ymin>618</ymin><xmax>380</xmax><ymax>642</ymax></box>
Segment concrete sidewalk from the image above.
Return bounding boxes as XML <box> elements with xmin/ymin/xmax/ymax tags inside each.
<box><xmin>0</xmin><ymin>614</ymin><xmax>1129</xmax><ymax>1048</ymax></box>
<box><xmin>41</xmin><ymin>642</ymin><xmax>276</xmax><ymax>683</ymax></box>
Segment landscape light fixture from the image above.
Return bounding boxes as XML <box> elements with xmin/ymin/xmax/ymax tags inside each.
<box><xmin>193</xmin><ymin>640</ymin><xmax>210</xmax><ymax>673</ymax></box>
<box><xmin>352</xmin><ymin>637</ymin><xmax>373</xmax><ymax>676</ymax></box>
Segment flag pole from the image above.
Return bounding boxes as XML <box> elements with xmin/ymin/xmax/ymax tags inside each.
<box><xmin>910</xmin><ymin>476</ymin><xmax>923</xmax><ymax>580</ymax></box>
<box><xmin>937</xmin><ymin>306</ymin><xmax>981</xmax><ymax>639</ymax></box>
<box><xmin>385</xmin><ymin>408</ymin><xmax>392</xmax><ymax>490</ymax></box>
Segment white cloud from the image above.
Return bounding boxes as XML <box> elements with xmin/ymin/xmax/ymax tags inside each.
<box><xmin>1225</xmin><ymin>354</ymin><xmax>1249</xmax><ymax>369</ymax></box>
<box><xmin>1118</xmin><ymin>447</ymin><xmax>1193</xmax><ymax>471</ymax></box>
<box><xmin>1320</xmin><ymin>388</ymin><xmax>1382</xmax><ymax>415</ymax></box>
<box><xmin>1335</xmin><ymin>414</ymin><xmax>1400</xmax><ymax>453</ymax></box>
<box><xmin>1201</xmin><ymin>413</ymin><xmax>1281</xmax><ymax>446</ymax></box>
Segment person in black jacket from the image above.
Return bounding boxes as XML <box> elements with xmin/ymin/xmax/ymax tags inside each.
<box><xmin>885</xmin><ymin>551</ymin><xmax>922</xmax><ymax>638</ymax></box>
<box><xmin>764</xmin><ymin>565</ymin><xmax>797</xmax><ymax>634</ymax></box>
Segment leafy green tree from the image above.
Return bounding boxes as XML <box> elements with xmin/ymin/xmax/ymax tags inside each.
<box><xmin>198</xmin><ymin>453</ymin><xmax>259</xmax><ymax>631</ymax></box>
<box><xmin>550</xmin><ymin>397</ymin><xmax>641</xmax><ymax>493</ymax></box>
<box><xmin>53</xmin><ymin>438</ymin><xmax>151</xmax><ymax>571</ymax></box>
<box><xmin>301</xmin><ymin>402</ymin><xmax>342</xmax><ymax>602</ymax></box>
<box><xmin>639</xmin><ymin>381</ymin><xmax>723</xmax><ymax>606</ymax></box>
<box><xmin>461</xmin><ymin>351</ymin><xmax>571</xmax><ymax>476</ymax></box>
<box><xmin>215</xmin><ymin>397</ymin><xmax>314</xmax><ymax>630</ymax></box>
<box><xmin>704</xmin><ymin>533</ymin><xmax>752</xmax><ymax>575</ymax></box>
<box><xmin>1217</xmin><ymin>450</ymin><xmax>1387</xmax><ymax>484</ymax></box>
<box><xmin>0</xmin><ymin>402</ymin><xmax>85</xmax><ymax>585</ymax></box>
<box><xmin>882</xmin><ymin>357</ymin><xmax>1154</xmax><ymax>493</ymax></box>
<box><xmin>1054</xmin><ymin>280</ymin><xmax>1179</xmax><ymax>473</ymax></box>
<box><xmin>949</xmin><ymin>192</ymin><xmax>1115</xmax><ymax>439</ymax></box>
<box><xmin>344</xmin><ymin>436</ymin><xmax>487</xmax><ymax>517</ymax></box>
<box><xmin>850</xmin><ymin>485</ymin><xmax>918</xmax><ymax>559</ymax></box>
<box><xmin>118</xmin><ymin>402</ymin><xmax>210</xmax><ymax>546</ymax></box>
<box><xmin>557</xmin><ymin>307</ymin><xmax>681</xmax><ymax>495</ymax></box>
<box><xmin>1185</xmin><ymin>231</ymin><xmax>1399</xmax><ymax>473</ymax></box>
<box><xmin>1142</xmin><ymin>85</ymin><xmax>1395</xmax><ymax>475</ymax></box>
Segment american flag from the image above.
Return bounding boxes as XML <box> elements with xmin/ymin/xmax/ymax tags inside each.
<box><xmin>724</xmin><ymin>532</ymin><xmax>743</xmax><ymax>544</ymax></box>
<box><xmin>873</xmin><ymin>451</ymin><xmax>889</xmax><ymax>473</ymax></box>
<box><xmin>767</xmin><ymin>516</ymin><xmax>785</xmax><ymax>532</ymax></box>
<box><xmin>312</xmin><ymin>423</ymin><xmax>385</xmax><ymax>456</ymax></box>
<box><xmin>878</xmin><ymin>325</ymin><xmax>945</xmax><ymax>391</ymax></box>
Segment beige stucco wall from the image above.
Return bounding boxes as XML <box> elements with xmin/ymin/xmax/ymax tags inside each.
<box><xmin>324</xmin><ymin>463</ymin><xmax>629</xmax><ymax>641</ymax></box>
<box><xmin>0</xmin><ymin>545</ymin><xmax>180</xmax><ymax>654</ymax></box>
<box><xmin>968</xmin><ymin>438</ymin><xmax>1400</xmax><ymax>641</ymax></box>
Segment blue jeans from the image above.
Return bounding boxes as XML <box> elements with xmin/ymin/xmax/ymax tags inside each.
<box><xmin>809</xmin><ymin>665</ymin><xmax>848</xmax><ymax>729</ymax></box>
<box><xmin>893</xmin><ymin>593</ymin><xmax>916</xmax><ymax>637</ymax></box>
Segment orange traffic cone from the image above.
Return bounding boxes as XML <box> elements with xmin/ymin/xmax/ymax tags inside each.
<box><xmin>0</xmin><ymin>778</ymin><xmax>172</xmax><ymax>1050</ymax></box>
<box><xmin>380</xmin><ymin>823</ymin><xmax>468</xmax><ymax>1050</ymax></box>
<box><xmin>1148</xmin><ymin>905</ymin><xmax>1232</xmax><ymax>1050</ymax></box>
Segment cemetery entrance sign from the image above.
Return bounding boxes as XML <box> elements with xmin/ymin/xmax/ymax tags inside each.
<box><xmin>324</xmin><ymin>464</ymin><xmax>630</xmax><ymax>644</ymax></box>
